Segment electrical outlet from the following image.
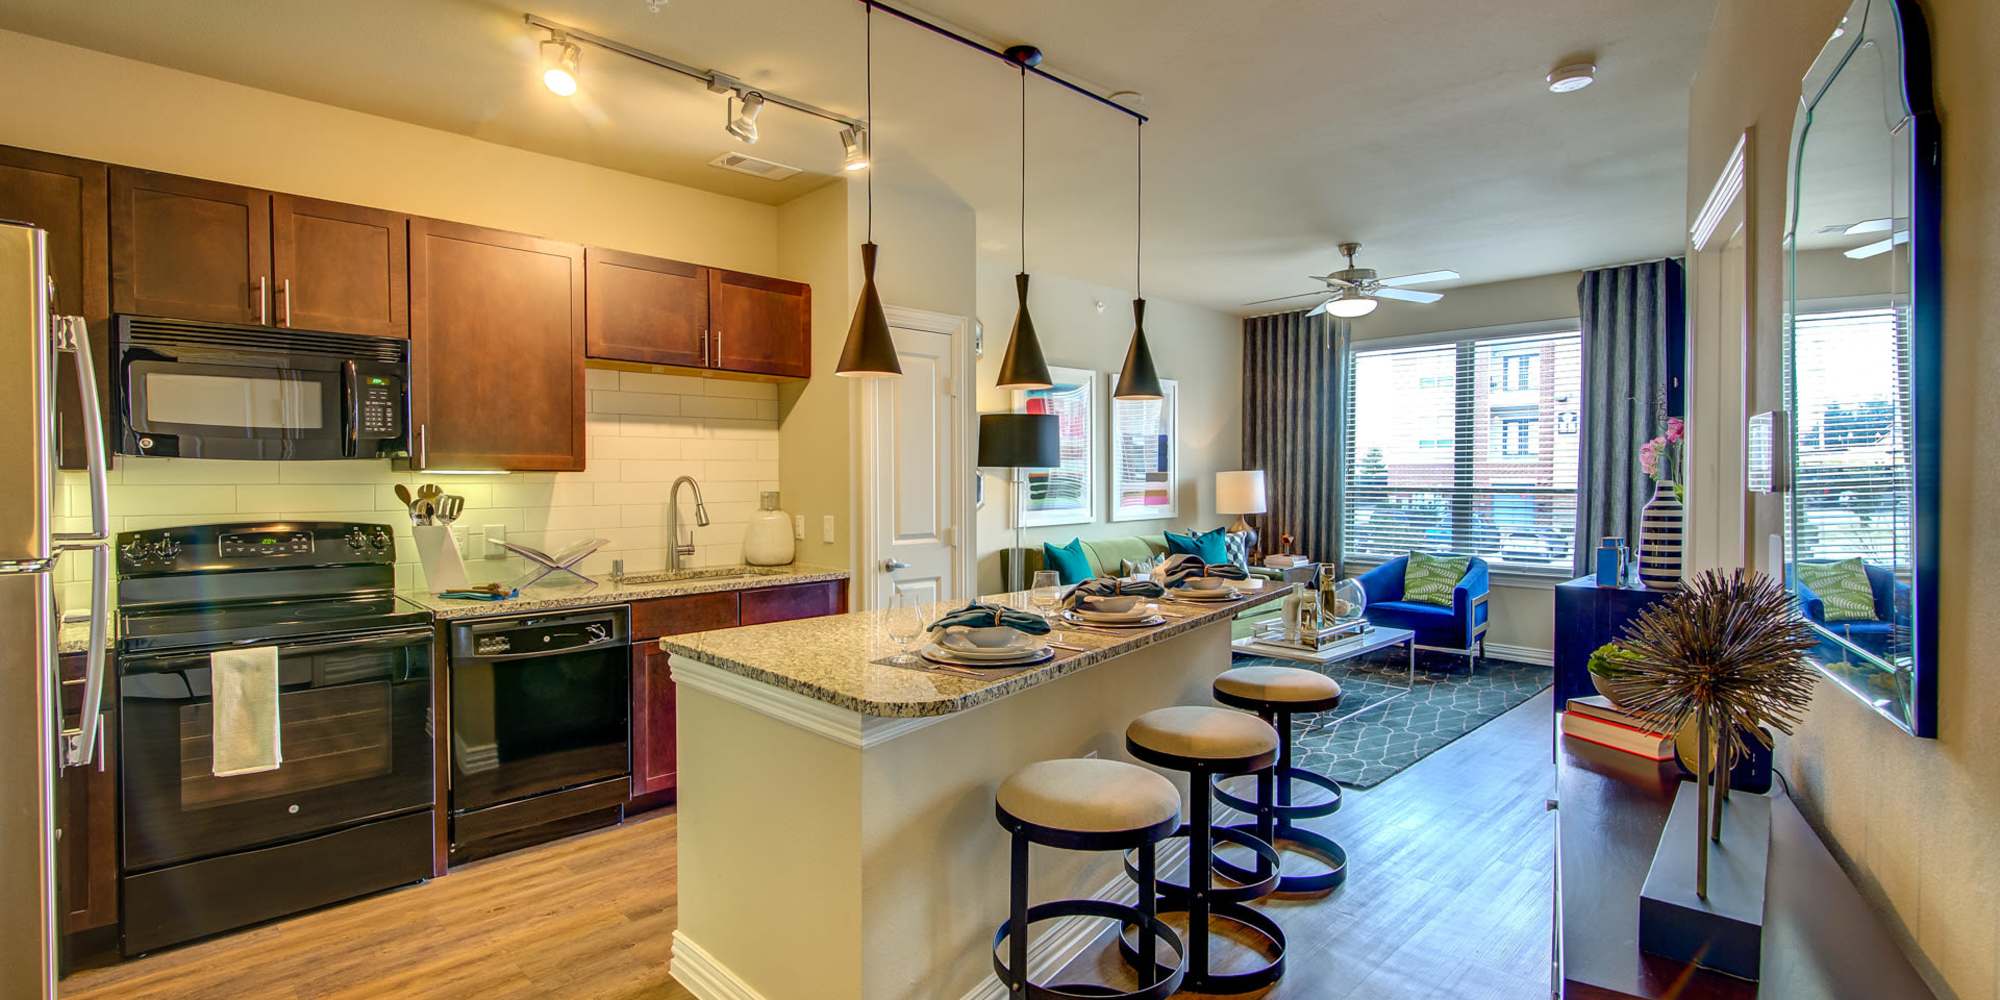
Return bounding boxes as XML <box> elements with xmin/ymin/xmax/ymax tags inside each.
<box><xmin>467</xmin><ymin>530</ymin><xmax>484</xmax><ymax>557</ymax></box>
<box><xmin>483</xmin><ymin>524</ymin><xmax>508</xmax><ymax>559</ymax></box>
<box><xmin>793</xmin><ymin>514</ymin><xmax>805</xmax><ymax>540</ymax></box>
<box><xmin>821</xmin><ymin>514</ymin><xmax>835</xmax><ymax>544</ymax></box>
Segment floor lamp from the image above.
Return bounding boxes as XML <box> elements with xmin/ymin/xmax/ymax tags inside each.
<box><xmin>978</xmin><ymin>412</ymin><xmax>1061</xmax><ymax>592</ymax></box>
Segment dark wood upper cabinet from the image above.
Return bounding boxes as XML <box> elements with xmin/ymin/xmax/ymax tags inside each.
<box><xmin>0</xmin><ymin>145</ymin><xmax>109</xmax><ymax>471</ymax></box>
<box><xmin>409</xmin><ymin>218</ymin><xmax>585</xmax><ymax>471</ymax></box>
<box><xmin>585</xmin><ymin>247</ymin><xmax>710</xmax><ymax>368</ymax></box>
<box><xmin>709</xmin><ymin>269</ymin><xmax>810</xmax><ymax>379</ymax></box>
<box><xmin>110</xmin><ymin>167</ymin><xmax>271</xmax><ymax>325</ymax></box>
<box><xmin>272</xmin><ymin>194</ymin><xmax>409</xmax><ymax>338</ymax></box>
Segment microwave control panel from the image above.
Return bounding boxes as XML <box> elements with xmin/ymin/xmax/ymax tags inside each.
<box><xmin>356</xmin><ymin>374</ymin><xmax>403</xmax><ymax>439</ymax></box>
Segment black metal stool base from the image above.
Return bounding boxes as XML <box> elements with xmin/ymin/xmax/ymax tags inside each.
<box><xmin>1214</xmin><ymin>764</ymin><xmax>1343</xmax><ymax>821</ymax></box>
<box><xmin>1212</xmin><ymin>820</ymin><xmax>1350</xmax><ymax>893</ymax></box>
<box><xmin>995</xmin><ymin>899</ymin><xmax>1187</xmax><ymax>1000</ymax></box>
<box><xmin>1116</xmin><ymin>899</ymin><xmax>1286</xmax><ymax>995</ymax></box>
<box><xmin>1122</xmin><ymin>822</ymin><xmax>1284</xmax><ymax>905</ymax></box>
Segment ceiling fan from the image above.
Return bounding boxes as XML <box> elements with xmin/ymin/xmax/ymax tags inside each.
<box><xmin>1244</xmin><ymin>242</ymin><xmax>1459</xmax><ymax>318</ymax></box>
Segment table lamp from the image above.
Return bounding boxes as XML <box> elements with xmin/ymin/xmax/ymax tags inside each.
<box><xmin>979</xmin><ymin>413</ymin><xmax>1061</xmax><ymax>590</ymax></box>
<box><xmin>1215</xmin><ymin>470</ymin><xmax>1268</xmax><ymax>556</ymax></box>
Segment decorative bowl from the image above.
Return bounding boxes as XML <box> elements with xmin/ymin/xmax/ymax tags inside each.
<box><xmin>1081</xmin><ymin>595</ymin><xmax>1143</xmax><ymax>614</ymax></box>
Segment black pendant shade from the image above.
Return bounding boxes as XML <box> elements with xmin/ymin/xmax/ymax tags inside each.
<box><xmin>835</xmin><ymin>242</ymin><xmax>900</xmax><ymax>378</ymax></box>
<box><xmin>996</xmin><ymin>272</ymin><xmax>1052</xmax><ymax>390</ymax></box>
<box><xmin>1113</xmin><ymin>297</ymin><xmax>1163</xmax><ymax>400</ymax></box>
<box><xmin>977</xmin><ymin>412</ymin><xmax>1061</xmax><ymax>469</ymax></box>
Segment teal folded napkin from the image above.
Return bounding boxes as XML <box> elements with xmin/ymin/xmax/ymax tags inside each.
<box><xmin>926</xmin><ymin>602</ymin><xmax>1053</xmax><ymax>635</ymax></box>
<box><xmin>1064</xmin><ymin>578</ymin><xmax>1166</xmax><ymax>609</ymax></box>
<box><xmin>1161</xmin><ymin>554</ymin><xmax>1248</xmax><ymax>588</ymax></box>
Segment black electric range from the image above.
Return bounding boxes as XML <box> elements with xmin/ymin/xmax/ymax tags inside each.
<box><xmin>113</xmin><ymin>521</ymin><xmax>437</xmax><ymax>956</ymax></box>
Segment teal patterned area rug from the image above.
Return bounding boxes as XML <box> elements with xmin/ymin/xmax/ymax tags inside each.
<box><xmin>1232</xmin><ymin>648</ymin><xmax>1553</xmax><ymax>789</ymax></box>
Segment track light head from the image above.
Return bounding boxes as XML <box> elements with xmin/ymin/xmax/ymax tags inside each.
<box><xmin>541</xmin><ymin>36</ymin><xmax>580</xmax><ymax>97</ymax></box>
<box><xmin>727</xmin><ymin>91</ymin><xmax>765</xmax><ymax>143</ymax></box>
<box><xmin>839</xmin><ymin>127</ymin><xmax>870</xmax><ymax>172</ymax></box>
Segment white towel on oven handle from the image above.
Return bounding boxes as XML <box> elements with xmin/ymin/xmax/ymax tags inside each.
<box><xmin>210</xmin><ymin>645</ymin><xmax>282</xmax><ymax>776</ymax></box>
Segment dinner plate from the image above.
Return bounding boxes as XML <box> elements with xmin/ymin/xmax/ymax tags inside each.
<box><xmin>1072</xmin><ymin>603</ymin><xmax>1156</xmax><ymax>623</ymax></box>
<box><xmin>1173</xmin><ymin>588</ymin><xmax>1236</xmax><ymax>601</ymax></box>
<box><xmin>937</xmin><ymin>628</ymin><xmax>1042</xmax><ymax>655</ymax></box>
<box><xmin>919</xmin><ymin>644</ymin><xmax>1055</xmax><ymax>668</ymax></box>
<box><xmin>1062</xmin><ymin>610</ymin><xmax>1167</xmax><ymax>628</ymax></box>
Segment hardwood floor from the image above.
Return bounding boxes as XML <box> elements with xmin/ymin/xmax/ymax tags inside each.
<box><xmin>60</xmin><ymin>810</ymin><xmax>693</xmax><ymax>1000</ymax></box>
<box><xmin>60</xmin><ymin>691</ymin><xmax>1556</xmax><ymax>1000</ymax></box>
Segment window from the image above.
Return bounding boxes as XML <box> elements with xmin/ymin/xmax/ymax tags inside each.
<box><xmin>1787</xmin><ymin>305</ymin><xmax>1913</xmax><ymax>568</ymax></box>
<box><xmin>1343</xmin><ymin>327</ymin><xmax>1582</xmax><ymax>573</ymax></box>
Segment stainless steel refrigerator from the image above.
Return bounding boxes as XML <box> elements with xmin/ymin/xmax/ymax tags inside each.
<box><xmin>0</xmin><ymin>221</ymin><xmax>112</xmax><ymax>998</ymax></box>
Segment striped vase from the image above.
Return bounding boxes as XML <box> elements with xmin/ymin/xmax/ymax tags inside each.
<box><xmin>1637</xmin><ymin>480</ymin><xmax>1684</xmax><ymax>590</ymax></box>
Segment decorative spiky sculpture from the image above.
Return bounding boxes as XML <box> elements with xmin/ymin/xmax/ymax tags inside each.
<box><xmin>1615</xmin><ymin>569</ymin><xmax>1818</xmax><ymax>898</ymax></box>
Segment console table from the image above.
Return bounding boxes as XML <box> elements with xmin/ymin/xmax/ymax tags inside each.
<box><xmin>1554</xmin><ymin>726</ymin><xmax>1933</xmax><ymax>998</ymax></box>
<box><xmin>1552</xmin><ymin>576</ymin><xmax>1672</xmax><ymax>710</ymax></box>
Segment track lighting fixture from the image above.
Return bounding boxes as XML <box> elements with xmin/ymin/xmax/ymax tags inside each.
<box><xmin>726</xmin><ymin>91</ymin><xmax>765</xmax><ymax>144</ymax></box>
<box><xmin>839</xmin><ymin>127</ymin><xmax>870</xmax><ymax>172</ymax></box>
<box><xmin>541</xmin><ymin>35</ymin><xmax>580</xmax><ymax>96</ymax></box>
<box><xmin>835</xmin><ymin>3</ymin><xmax>900</xmax><ymax>379</ymax></box>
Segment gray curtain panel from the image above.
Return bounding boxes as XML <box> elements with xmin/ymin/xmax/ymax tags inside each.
<box><xmin>1574</xmin><ymin>259</ymin><xmax>1683</xmax><ymax>575</ymax></box>
<box><xmin>1242</xmin><ymin>310</ymin><xmax>1346</xmax><ymax>564</ymax></box>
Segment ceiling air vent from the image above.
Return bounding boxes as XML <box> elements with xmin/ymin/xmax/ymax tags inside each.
<box><xmin>708</xmin><ymin>152</ymin><xmax>801</xmax><ymax>181</ymax></box>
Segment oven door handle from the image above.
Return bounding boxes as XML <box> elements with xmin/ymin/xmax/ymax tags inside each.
<box><xmin>123</xmin><ymin>626</ymin><xmax>436</xmax><ymax>668</ymax></box>
<box><xmin>341</xmin><ymin>359</ymin><xmax>359</xmax><ymax>458</ymax></box>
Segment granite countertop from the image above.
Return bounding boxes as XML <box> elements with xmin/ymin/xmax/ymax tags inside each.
<box><xmin>405</xmin><ymin>564</ymin><xmax>850</xmax><ymax>621</ymax></box>
<box><xmin>58</xmin><ymin>617</ymin><xmax>113</xmax><ymax>655</ymax></box>
<box><xmin>660</xmin><ymin>582</ymin><xmax>1294</xmax><ymax>718</ymax></box>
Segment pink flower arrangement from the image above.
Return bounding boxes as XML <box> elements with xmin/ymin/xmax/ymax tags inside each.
<box><xmin>1639</xmin><ymin>417</ymin><xmax>1685</xmax><ymax>482</ymax></box>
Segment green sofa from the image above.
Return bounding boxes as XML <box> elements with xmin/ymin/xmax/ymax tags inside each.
<box><xmin>1004</xmin><ymin>531</ymin><xmax>1287</xmax><ymax>640</ymax></box>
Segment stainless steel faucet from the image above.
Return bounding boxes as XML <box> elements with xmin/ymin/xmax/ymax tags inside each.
<box><xmin>668</xmin><ymin>476</ymin><xmax>710</xmax><ymax>571</ymax></box>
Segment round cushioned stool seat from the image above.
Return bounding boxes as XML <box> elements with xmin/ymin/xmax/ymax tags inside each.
<box><xmin>1127</xmin><ymin>706</ymin><xmax>1278</xmax><ymax>762</ymax></box>
<box><xmin>1214</xmin><ymin>665</ymin><xmax>1341</xmax><ymax>704</ymax></box>
<box><xmin>997</xmin><ymin>758</ymin><xmax>1180</xmax><ymax>834</ymax></box>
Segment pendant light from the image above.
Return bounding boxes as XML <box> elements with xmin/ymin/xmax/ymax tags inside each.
<box><xmin>995</xmin><ymin>64</ymin><xmax>1052</xmax><ymax>391</ymax></box>
<box><xmin>1113</xmin><ymin>119</ymin><xmax>1163</xmax><ymax>400</ymax></box>
<box><xmin>835</xmin><ymin>4</ymin><xmax>901</xmax><ymax>379</ymax></box>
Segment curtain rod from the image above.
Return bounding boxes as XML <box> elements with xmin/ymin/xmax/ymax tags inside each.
<box><xmin>524</xmin><ymin>13</ymin><xmax>868</xmax><ymax>131</ymax></box>
<box><xmin>857</xmin><ymin>0</ymin><xmax>1149</xmax><ymax>124</ymax></box>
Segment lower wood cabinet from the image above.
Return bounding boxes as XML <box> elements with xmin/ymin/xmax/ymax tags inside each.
<box><xmin>627</xmin><ymin>580</ymin><xmax>848</xmax><ymax>804</ymax></box>
<box><xmin>57</xmin><ymin>652</ymin><xmax>118</xmax><ymax>934</ymax></box>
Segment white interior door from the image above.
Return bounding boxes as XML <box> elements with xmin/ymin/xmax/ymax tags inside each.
<box><xmin>1686</xmin><ymin>135</ymin><xmax>1752</xmax><ymax>574</ymax></box>
<box><xmin>867</xmin><ymin>318</ymin><xmax>960</xmax><ymax>608</ymax></box>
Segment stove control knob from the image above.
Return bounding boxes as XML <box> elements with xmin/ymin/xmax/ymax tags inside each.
<box><xmin>346</xmin><ymin>528</ymin><xmax>367</xmax><ymax>551</ymax></box>
<box><xmin>369</xmin><ymin>528</ymin><xmax>392</xmax><ymax>553</ymax></box>
<box><xmin>149</xmin><ymin>537</ymin><xmax>180</xmax><ymax>562</ymax></box>
<box><xmin>120</xmin><ymin>538</ymin><xmax>148</xmax><ymax>565</ymax></box>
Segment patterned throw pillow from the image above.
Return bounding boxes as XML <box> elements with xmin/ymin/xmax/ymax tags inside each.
<box><xmin>1222</xmin><ymin>532</ymin><xmax>1251</xmax><ymax>571</ymax></box>
<box><xmin>1402</xmin><ymin>552</ymin><xmax>1469</xmax><ymax>607</ymax></box>
<box><xmin>1797</xmin><ymin>558</ymin><xmax>1877</xmax><ymax>622</ymax></box>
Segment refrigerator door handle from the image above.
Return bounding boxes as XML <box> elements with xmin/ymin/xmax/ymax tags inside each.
<box><xmin>50</xmin><ymin>316</ymin><xmax>109</xmax><ymax>545</ymax></box>
<box><xmin>59</xmin><ymin>542</ymin><xmax>109</xmax><ymax>770</ymax></box>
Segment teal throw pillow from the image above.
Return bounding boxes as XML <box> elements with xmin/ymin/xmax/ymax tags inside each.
<box><xmin>1164</xmin><ymin>526</ymin><xmax>1231</xmax><ymax>566</ymax></box>
<box><xmin>1042</xmin><ymin>538</ymin><xmax>1095</xmax><ymax>586</ymax></box>
<box><xmin>1402</xmin><ymin>552</ymin><xmax>1469</xmax><ymax>607</ymax></box>
<box><xmin>1797</xmin><ymin>558</ymin><xmax>1877</xmax><ymax>622</ymax></box>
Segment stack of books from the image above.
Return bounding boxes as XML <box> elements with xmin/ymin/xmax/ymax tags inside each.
<box><xmin>1561</xmin><ymin>695</ymin><xmax>1675</xmax><ymax>760</ymax></box>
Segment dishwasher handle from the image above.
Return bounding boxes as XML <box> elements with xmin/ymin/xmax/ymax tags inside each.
<box><xmin>449</xmin><ymin>608</ymin><xmax>629</xmax><ymax>661</ymax></box>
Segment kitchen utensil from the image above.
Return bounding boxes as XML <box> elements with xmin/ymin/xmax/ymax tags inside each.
<box><xmin>395</xmin><ymin>483</ymin><xmax>414</xmax><ymax>510</ymax></box>
<box><xmin>437</xmin><ymin>495</ymin><xmax>464</xmax><ymax>526</ymax></box>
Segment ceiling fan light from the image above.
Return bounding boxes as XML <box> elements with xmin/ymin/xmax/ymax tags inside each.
<box><xmin>839</xmin><ymin>127</ymin><xmax>870</xmax><ymax>172</ymax></box>
<box><xmin>996</xmin><ymin>273</ymin><xmax>1052</xmax><ymax>390</ymax></box>
<box><xmin>541</xmin><ymin>38</ymin><xmax>580</xmax><ymax>96</ymax></box>
<box><xmin>1325</xmin><ymin>295</ymin><xmax>1378</xmax><ymax>318</ymax></box>
<box><xmin>727</xmin><ymin>91</ymin><xmax>765</xmax><ymax>143</ymax></box>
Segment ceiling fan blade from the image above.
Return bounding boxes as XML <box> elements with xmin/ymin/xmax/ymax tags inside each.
<box><xmin>1304</xmin><ymin>296</ymin><xmax>1334</xmax><ymax>318</ymax></box>
<box><xmin>1374</xmin><ymin>287</ymin><xmax>1443</xmax><ymax>304</ymax></box>
<box><xmin>1843</xmin><ymin>230</ymin><xmax>1909</xmax><ymax>260</ymax></box>
<box><xmin>1377</xmin><ymin>269</ymin><xmax>1459</xmax><ymax>288</ymax></box>
<box><xmin>1242</xmin><ymin>289</ymin><xmax>1328</xmax><ymax>307</ymax></box>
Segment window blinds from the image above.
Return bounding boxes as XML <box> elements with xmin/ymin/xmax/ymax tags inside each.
<box><xmin>1788</xmin><ymin>305</ymin><xmax>1914</xmax><ymax>569</ymax></box>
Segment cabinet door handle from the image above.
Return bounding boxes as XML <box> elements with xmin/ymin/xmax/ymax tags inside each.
<box><xmin>256</xmin><ymin>275</ymin><xmax>268</xmax><ymax>325</ymax></box>
<box><xmin>282</xmin><ymin>278</ymin><xmax>293</xmax><ymax>327</ymax></box>
<box><xmin>702</xmin><ymin>330</ymin><xmax>709</xmax><ymax>367</ymax></box>
<box><xmin>418</xmin><ymin>423</ymin><xmax>428</xmax><ymax>469</ymax></box>
<box><xmin>714</xmin><ymin>329</ymin><xmax>722</xmax><ymax>366</ymax></box>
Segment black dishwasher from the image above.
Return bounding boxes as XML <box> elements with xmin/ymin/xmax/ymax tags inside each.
<box><xmin>448</xmin><ymin>606</ymin><xmax>630</xmax><ymax>863</ymax></box>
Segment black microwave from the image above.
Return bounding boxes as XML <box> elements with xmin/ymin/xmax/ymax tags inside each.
<box><xmin>112</xmin><ymin>315</ymin><xmax>409</xmax><ymax>460</ymax></box>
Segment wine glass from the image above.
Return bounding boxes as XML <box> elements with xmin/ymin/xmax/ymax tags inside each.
<box><xmin>885</xmin><ymin>590</ymin><xmax>925</xmax><ymax>665</ymax></box>
<box><xmin>1030</xmin><ymin>570</ymin><xmax>1065</xmax><ymax>643</ymax></box>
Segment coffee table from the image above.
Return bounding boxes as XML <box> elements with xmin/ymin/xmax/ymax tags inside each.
<box><xmin>1230</xmin><ymin>624</ymin><xmax>1420</xmax><ymax>724</ymax></box>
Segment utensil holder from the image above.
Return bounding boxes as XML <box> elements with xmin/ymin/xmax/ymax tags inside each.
<box><xmin>412</xmin><ymin>525</ymin><xmax>470</xmax><ymax>592</ymax></box>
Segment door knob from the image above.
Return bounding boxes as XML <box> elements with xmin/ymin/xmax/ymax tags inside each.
<box><xmin>881</xmin><ymin>559</ymin><xmax>911</xmax><ymax>573</ymax></box>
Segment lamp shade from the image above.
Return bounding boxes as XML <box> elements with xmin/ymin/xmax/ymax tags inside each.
<box><xmin>1215</xmin><ymin>470</ymin><xmax>1268</xmax><ymax>515</ymax></box>
<box><xmin>835</xmin><ymin>242</ymin><xmax>901</xmax><ymax>378</ymax></box>
<box><xmin>978</xmin><ymin>413</ymin><xmax>1060</xmax><ymax>469</ymax></box>
<box><xmin>995</xmin><ymin>273</ymin><xmax>1052</xmax><ymax>390</ymax></box>
<box><xmin>1112</xmin><ymin>298</ymin><xmax>1163</xmax><ymax>400</ymax></box>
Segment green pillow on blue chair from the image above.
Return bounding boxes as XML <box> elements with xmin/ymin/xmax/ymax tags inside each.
<box><xmin>1041</xmin><ymin>538</ymin><xmax>1095</xmax><ymax>586</ymax></box>
<box><xmin>1403</xmin><ymin>551</ymin><xmax>1469</xmax><ymax>607</ymax></box>
<box><xmin>1165</xmin><ymin>526</ymin><xmax>1231</xmax><ymax>566</ymax></box>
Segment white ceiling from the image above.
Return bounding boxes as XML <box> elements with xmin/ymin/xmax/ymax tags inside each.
<box><xmin>0</xmin><ymin>0</ymin><xmax>1715</xmax><ymax>314</ymax></box>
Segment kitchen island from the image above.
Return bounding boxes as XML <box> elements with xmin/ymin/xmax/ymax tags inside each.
<box><xmin>660</xmin><ymin>583</ymin><xmax>1292</xmax><ymax>1000</ymax></box>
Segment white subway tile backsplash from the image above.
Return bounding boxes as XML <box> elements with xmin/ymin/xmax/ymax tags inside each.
<box><xmin>57</xmin><ymin>378</ymin><xmax>783</xmax><ymax>605</ymax></box>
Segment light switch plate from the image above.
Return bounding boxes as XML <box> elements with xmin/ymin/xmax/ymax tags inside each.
<box><xmin>821</xmin><ymin>514</ymin><xmax>835</xmax><ymax>544</ymax></box>
<box><xmin>792</xmin><ymin>514</ymin><xmax>805</xmax><ymax>540</ymax></box>
<box><xmin>483</xmin><ymin>524</ymin><xmax>507</xmax><ymax>559</ymax></box>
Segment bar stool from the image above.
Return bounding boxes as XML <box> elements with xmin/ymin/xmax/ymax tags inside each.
<box><xmin>1210</xmin><ymin>665</ymin><xmax>1350</xmax><ymax>893</ymax></box>
<box><xmin>1120</xmin><ymin>706</ymin><xmax>1286</xmax><ymax>995</ymax></box>
<box><xmin>993</xmin><ymin>758</ymin><xmax>1188</xmax><ymax>1000</ymax></box>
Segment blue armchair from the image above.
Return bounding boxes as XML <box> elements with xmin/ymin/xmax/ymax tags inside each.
<box><xmin>1794</xmin><ymin>561</ymin><xmax>1908</xmax><ymax>657</ymax></box>
<box><xmin>1357</xmin><ymin>555</ymin><xmax>1491</xmax><ymax>671</ymax></box>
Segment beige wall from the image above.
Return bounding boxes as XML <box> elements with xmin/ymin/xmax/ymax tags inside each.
<box><xmin>972</xmin><ymin>257</ymin><xmax>1242</xmax><ymax>594</ymax></box>
<box><xmin>1345</xmin><ymin>271</ymin><xmax>1586</xmax><ymax>658</ymax></box>
<box><xmin>1690</xmin><ymin>1</ymin><xmax>2000</xmax><ymax>997</ymax></box>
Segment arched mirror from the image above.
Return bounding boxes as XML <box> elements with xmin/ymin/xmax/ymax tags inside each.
<box><xmin>1783</xmin><ymin>0</ymin><xmax>1940</xmax><ymax>737</ymax></box>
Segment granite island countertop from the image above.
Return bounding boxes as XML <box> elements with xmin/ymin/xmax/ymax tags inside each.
<box><xmin>659</xmin><ymin>582</ymin><xmax>1293</xmax><ymax>718</ymax></box>
<box><xmin>404</xmin><ymin>564</ymin><xmax>850</xmax><ymax>620</ymax></box>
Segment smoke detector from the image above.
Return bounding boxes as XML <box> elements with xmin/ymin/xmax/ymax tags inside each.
<box><xmin>708</xmin><ymin>151</ymin><xmax>801</xmax><ymax>181</ymax></box>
